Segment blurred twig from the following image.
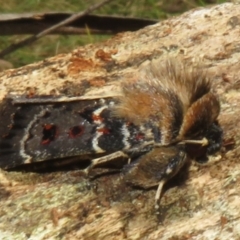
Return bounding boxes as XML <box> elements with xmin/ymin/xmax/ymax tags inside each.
<box><xmin>0</xmin><ymin>13</ymin><xmax>157</xmax><ymax>35</ymax></box>
<box><xmin>0</xmin><ymin>0</ymin><xmax>114</xmax><ymax>58</ymax></box>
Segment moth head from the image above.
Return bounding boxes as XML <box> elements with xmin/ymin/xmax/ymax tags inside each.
<box><xmin>177</xmin><ymin>88</ymin><xmax>222</xmax><ymax>162</ymax></box>
<box><xmin>184</xmin><ymin>121</ymin><xmax>223</xmax><ymax>163</ymax></box>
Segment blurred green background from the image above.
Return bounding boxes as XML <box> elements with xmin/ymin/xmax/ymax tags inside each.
<box><xmin>0</xmin><ymin>0</ymin><xmax>228</xmax><ymax>68</ymax></box>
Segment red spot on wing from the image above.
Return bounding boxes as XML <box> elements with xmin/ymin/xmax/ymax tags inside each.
<box><xmin>44</xmin><ymin>124</ymin><xmax>54</xmax><ymax>130</ymax></box>
<box><xmin>135</xmin><ymin>133</ymin><xmax>144</xmax><ymax>141</ymax></box>
<box><xmin>41</xmin><ymin>124</ymin><xmax>58</xmax><ymax>145</ymax></box>
<box><xmin>97</xmin><ymin>128</ymin><xmax>110</xmax><ymax>134</ymax></box>
<box><xmin>92</xmin><ymin>114</ymin><xmax>103</xmax><ymax>122</ymax></box>
<box><xmin>69</xmin><ymin>126</ymin><xmax>84</xmax><ymax>138</ymax></box>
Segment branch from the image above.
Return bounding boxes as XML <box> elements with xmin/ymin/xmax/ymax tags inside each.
<box><xmin>0</xmin><ymin>0</ymin><xmax>114</xmax><ymax>58</ymax></box>
<box><xmin>0</xmin><ymin>13</ymin><xmax>157</xmax><ymax>35</ymax></box>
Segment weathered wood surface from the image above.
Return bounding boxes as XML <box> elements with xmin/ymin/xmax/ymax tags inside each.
<box><xmin>0</xmin><ymin>3</ymin><xmax>240</xmax><ymax>239</ymax></box>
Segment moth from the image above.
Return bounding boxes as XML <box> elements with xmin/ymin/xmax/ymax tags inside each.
<box><xmin>0</xmin><ymin>58</ymin><xmax>223</xmax><ymax>208</ymax></box>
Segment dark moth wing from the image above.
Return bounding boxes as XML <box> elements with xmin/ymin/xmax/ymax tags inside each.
<box><xmin>0</xmin><ymin>97</ymin><xmax>99</xmax><ymax>169</ymax></box>
<box><xmin>0</xmin><ymin>96</ymin><xmax>154</xmax><ymax>170</ymax></box>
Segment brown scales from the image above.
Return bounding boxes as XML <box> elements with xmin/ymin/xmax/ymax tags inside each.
<box><xmin>114</xmin><ymin>58</ymin><xmax>220</xmax><ymax>144</ymax></box>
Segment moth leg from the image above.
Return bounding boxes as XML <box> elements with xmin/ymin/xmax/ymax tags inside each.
<box><xmin>85</xmin><ymin>141</ymin><xmax>154</xmax><ymax>174</ymax></box>
<box><xmin>84</xmin><ymin>151</ymin><xmax>129</xmax><ymax>175</ymax></box>
<box><xmin>155</xmin><ymin>181</ymin><xmax>166</xmax><ymax>210</ymax></box>
<box><xmin>181</xmin><ymin>137</ymin><xmax>208</xmax><ymax>146</ymax></box>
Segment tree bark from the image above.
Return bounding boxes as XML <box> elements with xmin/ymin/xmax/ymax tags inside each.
<box><xmin>0</xmin><ymin>3</ymin><xmax>240</xmax><ymax>239</ymax></box>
